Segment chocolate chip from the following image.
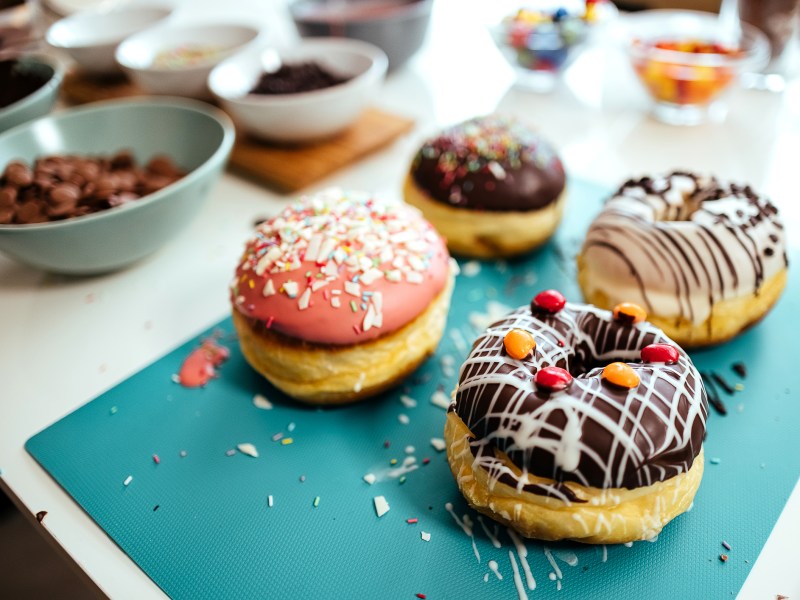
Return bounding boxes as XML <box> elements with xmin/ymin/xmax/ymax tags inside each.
<box><xmin>16</xmin><ymin>200</ymin><xmax>47</xmax><ymax>224</ymax></box>
<box><xmin>3</xmin><ymin>161</ymin><xmax>33</xmax><ymax>186</ymax></box>
<box><xmin>48</xmin><ymin>182</ymin><xmax>81</xmax><ymax>205</ymax></box>
<box><xmin>146</xmin><ymin>155</ymin><xmax>182</xmax><ymax>177</ymax></box>
<box><xmin>0</xmin><ymin>152</ymin><xmax>186</xmax><ymax>224</ymax></box>
<box><xmin>0</xmin><ymin>187</ymin><xmax>16</xmax><ymax>208</ymax></box>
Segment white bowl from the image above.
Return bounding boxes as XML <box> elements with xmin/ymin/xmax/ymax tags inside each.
<box><xmin>45</xmin><ymin>5</ymin><xmax>173</xmax><ymax>75</ymax></box>
<box><xmin>0</xmin><ymin>97</ymin><xmax>235</xmax><ymax>275</ymax></box>
<box><xmin>115</xmin><ymin>23</ymin><xmax>261</xmax><ymax>100</ymax></box>
<box><xmin>208</xmin><ymin>38</ymin><xmax>388</xmax><ymax>143</ymax></box>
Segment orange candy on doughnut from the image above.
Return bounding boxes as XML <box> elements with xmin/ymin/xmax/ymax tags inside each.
<box><xmin>504</xmin><ymin>328</ymin><xmax>536</xmax><ymax>360</ymax></box>
<box><xmin>613</xmin><ymin>302</ymin><xmax>647</xmax><ymax>324</ymax></box>
<box><xmin>602</xmin><ymin>362</ymin><xmax>640</xmax><ymax>389</ymax></box>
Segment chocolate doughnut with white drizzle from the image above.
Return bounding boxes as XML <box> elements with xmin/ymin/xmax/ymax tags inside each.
<box><xmin>451</xmin><ymin>293</ymin><xmax>708</xmax><ymax>504</ymax></box>
<box><xmin>578</xmin><ymin>172</ymin><xmax>787</xmax><ymax>332</ymax></box>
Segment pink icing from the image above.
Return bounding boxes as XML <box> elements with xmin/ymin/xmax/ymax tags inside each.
<box><xmin>230</xmin><ymin>190</ymin><xmax>451</xmax><ymax>346</ymax></box>
<box><xmin>178</xmin><ymin>338</ymin><xmax>230</xmax><ymax>387</ymax></box>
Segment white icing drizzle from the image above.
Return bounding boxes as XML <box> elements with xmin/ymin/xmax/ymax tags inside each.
<box><xmin>445</xmin><ymin>502</ymin><xmax>480</xmax><ymax>562</ymax></box>
<box><xmin>543</xmin><ymin>547</ymin><xmax>562</xmax><ymax>580</ymax></box>
<box><xmin>477</xmin><ymin>515</ymin><xmax>502</xmax><ymax>548</ymax></box>
<box><xmin>507</xmin><ymin>528</ymin><xmax>536</xmax><ymax>590</ymax></box>
<box><xmin>508</xmin><ymin>550</ymin><xmax>528</xmax><ymax>600</ymax></box>
<box><xmin>488</xmin><ymin>559</ymin><xmax>503</xmax><ymax>580</ymax></box>
<box><xmin>455</xmin><ymin>302</ymin><xmax>707</xmax><ymax>495</ymax></box>
<box><xmin>554</xmin><ymin>550</ymin><xmax>579</xmax><ymax>567</ymax></box>
<box><xmin>580</xmin><ymin>172</ymin><xmax>787</xmax><ymax>325</ymax></box>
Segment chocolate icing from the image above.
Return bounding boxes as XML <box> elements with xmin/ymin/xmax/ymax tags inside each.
<box><xmin>410</xmin><ymin>115</ymin><xmax>565</xmax><ymax>212</ymax></box>
<box><xmin>453</xmin><ymin>302</ymin><xmax>708</xmax><ymax>495</ymax></box>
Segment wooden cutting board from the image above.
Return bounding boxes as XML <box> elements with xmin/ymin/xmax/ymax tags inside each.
<box><xmin>61</xmin><ymin>71</ymin><xmax>415</xmax><ymax>192</ymax></box>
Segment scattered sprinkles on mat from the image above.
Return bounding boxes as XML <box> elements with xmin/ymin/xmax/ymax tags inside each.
<box><xmin>253</xmin><ymin>394</ymin><xmax>273</xmax><ymax>410</ymax></box>
<box><xmin>373</xmin><ymin>495</ymin><xmax>390</xmax><ymax>518</ymax></box>
<box><xmin>237</xmin><ymin>443</ymin><xmax>259</xmax><ymax>458</ymax></box>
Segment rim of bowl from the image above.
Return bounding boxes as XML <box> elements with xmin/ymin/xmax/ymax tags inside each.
<box><xmin>115</xmin><ymin>23</ymin><xmax>262</xmax><ymax>74</ymax></box>
<box><xmin>0</xmin><ymin>97</ymin><xmax>235</xmax><ymax>232</ymax></box>
<box><xmin>289</xmin><ymin>0</ymin><xmax>433</xmax><ymax>24</ymax></box>
<box><xmin>45</xmin><ymin>5</ymin><xmax>174</xmax><ymax>50</ymax></box>
<box><xmin>620</xmin><ymin>10</ymin><xmax>770</xmax><ymax>69</ymax></box>
<box><xmin>209</xmin><ymin>37</ymin><xmax>388</xmax><ymax>106</ymax></box>
<box><xmin>0</xmin><ymin>53</ymin><xmax>65</xmax><ymax>118</ymax></box>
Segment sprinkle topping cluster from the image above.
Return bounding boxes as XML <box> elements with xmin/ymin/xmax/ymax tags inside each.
<box><xmin>411</xmin><ymin>115</ymin><xmax>565</xmax><ymax>212</ymax></box>
<box><xmin>419</xmin><ymin>115</ymin><xmax>557</xmax><ymax>182</ymax></box>
<box><xmin>231</xmin><ymin>189</ymin><xmax>449</xmax><ymax>345</ymax></box>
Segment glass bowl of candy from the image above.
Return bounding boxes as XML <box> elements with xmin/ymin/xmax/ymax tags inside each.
<box><xmin>489</xmin><ymin>0</ymin><xmax>617</xmax><ymax>92</ymax></box>
<box><xmin>621</xmin><ymin>10</ymin><xmax>769</xmax><ymax>125</ymax></box>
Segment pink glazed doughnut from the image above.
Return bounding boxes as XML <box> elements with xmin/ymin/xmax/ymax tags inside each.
<box><xmin>230</xmin><ymin>189</ymin><xmax>456</xmax><ymax>404</ymax></box>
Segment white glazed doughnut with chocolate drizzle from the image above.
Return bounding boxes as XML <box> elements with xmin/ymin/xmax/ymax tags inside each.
<box><xmin>444</xmin><ymin>291</ymin><xmax>708</xmax><ymax>544</ymax></box>
<box><xmin>578</xmin><ymin>171</ymin><xmax>788</xmax><ymax>347</ymax></box>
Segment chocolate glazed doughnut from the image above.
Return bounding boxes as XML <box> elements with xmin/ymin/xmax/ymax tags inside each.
<box><xmin>445</xmin><ymin>292</ymin><xmax>708</xmax><ymax>544</ymax></box>
<box><xmin>403</xmin><ymin>115</ymin><xmax>567</xmax><ymax>258</ymax></box>
<box><xmin>578</xmin><ymin>171</ymin><xmax>788</xmax><ymax>347</ymax></box>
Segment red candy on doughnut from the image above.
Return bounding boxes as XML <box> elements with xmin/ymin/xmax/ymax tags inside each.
<box><xmin>534</xmin><ymin>366</ymin><xmax>573</xmax><ymax>392</ymax></box>
<box><xmin>641</xmin><ymin>343</ymin><xmax>679</xmax><ymax>364</ymax></box>
<box><xmin>532</xmin><ymin>289</ymin><xmax>566</xmax><ymax>314</ymax></box>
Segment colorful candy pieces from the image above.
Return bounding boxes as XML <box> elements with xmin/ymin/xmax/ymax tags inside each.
<box><xmin>641</xmin><ymin>343</ymin><xmax>679</xmax><ymax>364</ymax></box>
<box><xmin>602</xmin><ymin>362</ymin><xmax>640</xmax><ymax>389</ymax></box>
<box><xmin>504</xmin><ymin>329</ymin><xmax>536</xmax><ymax>360</ymax></box>
<box><xmin>532</xmin><ymin>289</ymin><xmax>566</xmax><ymax>314</ymax></box>
<box><xmin>535</xmin><ymin>366</ymin><xmax>573</xmax><ymax>392</ymax></box>
<box><xmin>613</xmin><ymin>302</ymin><xmax>646</xmax><ymax>324</ymax></box>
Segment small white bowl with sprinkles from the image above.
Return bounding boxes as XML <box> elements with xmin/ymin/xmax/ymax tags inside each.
<box><xmin>115</xmin><ymin>22</ymin><xmax>261</xmax><ymax>100</ymax></box>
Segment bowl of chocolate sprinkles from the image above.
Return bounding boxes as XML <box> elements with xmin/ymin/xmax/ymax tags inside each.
<box><xmin>0</xmin><ymin>97</ymin><xmax>235</xmax><ymax>275</ymax></box>
<box><xmin>0</xmin><ymin>53</ymin><xmax>64</xmax><ymax>134</ymax></box>
<box><xmin>208</xmin><ymin>37</ymin><xmax>387</xmax><ymax>143</ymax></box>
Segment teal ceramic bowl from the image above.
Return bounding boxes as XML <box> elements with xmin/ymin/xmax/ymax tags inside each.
<box><xmin>0</xmin><ymin>54</ymin><xmax>64</xmax><ymax>134</ymax></box>
<box><xmin>0</xmin><ymin>98</ymin><xmax>235</xmax><ymax>274</ymax></box>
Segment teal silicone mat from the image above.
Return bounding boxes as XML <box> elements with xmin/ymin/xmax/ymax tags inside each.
<box><xmin>26</xmin><ymin>179</ymin><xmax>800</xmax><ymax>599</ymax></box>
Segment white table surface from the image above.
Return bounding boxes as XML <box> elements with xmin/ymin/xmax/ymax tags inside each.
<box><xmin>2</xmin><ymin>0</ymin><xmax>799</xmax><ymax>598</ymax></box>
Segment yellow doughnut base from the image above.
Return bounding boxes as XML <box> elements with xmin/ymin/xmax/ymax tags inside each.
<box><xmin>403</xmin><ymin>175</ymin><xmax>566</xmax><ymax>259</ymax></box>
<box><xmin>231</xmin><ymin>268</ymin><xmax>454</xmax><ymax>405</ymax></box>
<box><xmin>444</xmin><ymin>410</ymin><xmax>704</xmax><ymax>544</ymax></box>
<box><xmin>577</xmin><ymin>262</ymin><xmax>788</xmax><ymax>348</ymax></box>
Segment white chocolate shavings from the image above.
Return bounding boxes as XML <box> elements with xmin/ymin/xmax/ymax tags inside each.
<box><xmin>268</xmin><ymin>495</ymin><xmax>274</xmax><ymax>507</ymax></box>
<box><xmin>234</xmin><ymin>190</ymin><xmax>444</xmax><ymax>334</ymax></box>
<box><xmin>253</xmin><ymin>394</ymin><xmax>273</xmax><ymax>410</ymax></box>
<box><xmin>461</xmin><ymin>260</ymin><xmax>481</xmax><ymax>277</ymax></box>
<box><xmin>431</xmin><ymin>438</ymin><xmax>447</xmax><ymax>452</ymax></box>
<box><xmin>237</xmin><ymin>443</ymin><xmax>259</xmax><ymax>458</ymax></box>
<box><xmin>344</xmin><ymin>281</ymin><xmax>361</xmax><ymax>297</ymax></box>
<box><xmin>373</xmin><ymin>495</ymin><xmax>390</xmax><ymax>518</ymax></box>
<box><xmin>363</xmin><ymin>473</ymin><xmax>376</xmax><ymax>485</ymax></box>
<box><xmin>282</xmin><ymin>281</ymin><xmax>298</xmax><ymax>298</ymax></box>
<box><xmin>398</xmin><ymin>414</ymin><xmax>410</xmax><ymax>425</ymax></box>
<box><xmin>430</xmin><ymin>389</ymin><xmax>451</xmax><ymax>410</ymax></box>
<box><xmin>421</xmin><ymin>531</ymin><xmax>431</xmax><ymax>542</ymax></box>
<box><xmin>400</xmin><ymin>395</ymin><xmax>417</xmax><ymax>408</ymax></box>
<box><xmin>297</xmin><ymin>287</ymin><xmax>311</xmax><ymax>311</ymax></box>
